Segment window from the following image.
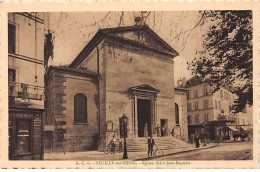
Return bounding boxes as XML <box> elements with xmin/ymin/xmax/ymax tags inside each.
<box><xmin>175</xmin><ymin>103</ymin><xmax>180</xmax><ymax>125</ymax></box>
<box><xmin>74</xmin><ymin>93</ymin><xmax>88</xmax><ymax>123</ymax></box>
<box><xmin>203</xmin><ymin>100</ymin><xmax>208</xmax><ymax>109</ymax></box>
<box><xmin>204</xmin><ymin>114</ymin><xmax>208</xmax><ymax>123</ymax></box>
<box><xmin>219</xmin><ymin>101</ymin><xmax>221</xmax><ymax>110</ymax></box>
<box><xmin>215</xmin><ymin>100</ymin><xmax>218</xmax><ymax>109</ymax></box>
<box><xmin>194</xmin><ymin>90</ymin><xmax>198</xmax><ymax>98</ymax></box>
<box><xmin>8</xmin><ymin>23</ymin><xmax>16</xmax><ymax>54</ymax></box>
<box><xmin>195</xmin><ymin>102</ymin><xmax>199</xmax><ymax>110</ymax></box>
<box><xmin>8</xmin><ymin>68</ymin><xmax>16</xmax><ymax>82</ymax></box>
<box><xmin>195</xmin><ymin>115</ymin><xmax>199</xmax><ymax>124</ymax></box>
<box><xmin>203</xmin><ymin>86</ymin><xmax>208</xmax><ymax>96</ymax></box>
<box><xmin>187</xmin><ymin>103</ymin><xmax>191</xmax><ymax>112</ymax></box>
<box><xmin>187</xmin><ymin>116</ymin><xmax>192</xmax><ymax>124</ymax></box>
<box><xmin>187</xmin><ymin>91</ymin><xmax>190</xmax><ymax>100</ymax></box>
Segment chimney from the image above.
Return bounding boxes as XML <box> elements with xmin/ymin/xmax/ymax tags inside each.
<box><xmin>183</xmin><ymin>77</ymin><xmax>186</xmax><ymax>87</ymax></box>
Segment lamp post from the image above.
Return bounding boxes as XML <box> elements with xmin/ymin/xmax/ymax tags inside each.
<box><xmin>122</xmin><ymin>114</ymin><xmax>128</xmax><ymax>159</ymax></box>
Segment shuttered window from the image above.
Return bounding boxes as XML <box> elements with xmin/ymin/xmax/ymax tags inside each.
<box><xmin>74</xmin><ymin>93</ymin><xmax>88</xmax><ymax>123</ymax></box>
<box><xmin>8</xmin><ymin>23</ymin><xmax>16</xmax><ymax>54</ymax></box>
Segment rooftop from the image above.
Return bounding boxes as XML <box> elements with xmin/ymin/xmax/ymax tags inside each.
<box><xmin>69</xmin><ymin>25</ymin><xmax>179</xmax><ymax>68</ymax></box>
<box><xmin>47</xmin><ymin>65</ymin><xmax>98</xmax><ymax>77</ymax></box>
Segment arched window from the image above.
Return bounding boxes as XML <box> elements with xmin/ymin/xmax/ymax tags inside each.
<box><xmin>74</xmin><ymin>93</ymin><xmax>88</xmax><ymax>123</ymax></box>
<box><xmin>175</xmin><ymin>103</ymin><xmax>180</xmax><ymax>125</ymax></box>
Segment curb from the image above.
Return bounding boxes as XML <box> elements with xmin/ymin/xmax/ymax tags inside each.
<box><xmin>134</xmin><ymin>145</ymin><xmax>219</xmax><ymax>161</ymax></box>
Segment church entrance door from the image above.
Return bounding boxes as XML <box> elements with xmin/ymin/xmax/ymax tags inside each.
<box><xmin>137</xmin><ymin>99</ymin><xmax>152</xmax><ymax>137</ymax></box>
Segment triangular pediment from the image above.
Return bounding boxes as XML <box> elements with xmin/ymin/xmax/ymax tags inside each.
<box><xmin>70</xmin><ymin>25</ymin><xmax>179</xmax><ymax>68</ymax></box>
<box><xmin>103</xmin><ymin>26</ymin><xmax>178</xmax><ymax>56</ymax></box>
<box><xmin>129</xmin><ymin>84</ymin><xmax>160</xmax><ymax>94</ymax></box>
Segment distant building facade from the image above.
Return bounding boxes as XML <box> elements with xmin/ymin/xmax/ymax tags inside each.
<box><xmin>178</xmin><ymin>76</ymin><xmax>251</xmax><ymax>140</ymax></box>
<box><xmin>8</xmin><ymin>13</ymin><xmax>45</xmax><ymax>160</ymax></box>
<box><xmin>45</xmin><ymin>26</ymin><xmax>189</xmax><ymax>151</ymax></box>
<box><xmin>174</xmin><ymin>88</ymin><xmax>189</xmax><ymax>141</ymax></box>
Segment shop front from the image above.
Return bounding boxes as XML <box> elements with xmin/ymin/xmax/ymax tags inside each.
<box><xmin>9</xmin><ymin>107</ymin><xmax>44</xmax><ymax>160</ymax></box>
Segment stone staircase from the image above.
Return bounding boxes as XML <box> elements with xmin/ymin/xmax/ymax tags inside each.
<box><xmin>125</xmin><ymin>137</ymin><xmax>191</xmax><ymax>152</ymax></box>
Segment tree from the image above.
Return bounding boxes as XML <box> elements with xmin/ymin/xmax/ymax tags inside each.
<box><xmin>189</xmin><ymin>10</ymin><xmax>252</xmax><ymax>113</ymax></box>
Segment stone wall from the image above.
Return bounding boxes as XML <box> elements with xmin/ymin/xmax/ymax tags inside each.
<box><xmin>101</xmin><ymin>39</ymin><xmax>175</xmax><ymax>138</ymax></box>
<box><xmin>46</xmin><ymin>68</ymin><xmax>99</xmax><ymax>151</ymax></box>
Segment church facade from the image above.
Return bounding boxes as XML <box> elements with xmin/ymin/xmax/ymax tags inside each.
<box><xmin>45</xmin><ymin>25</ymin><xmax>188</xmax><ymax>151</ymax></box>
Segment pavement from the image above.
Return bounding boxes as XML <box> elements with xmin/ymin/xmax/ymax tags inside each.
<box><xmin>154</xmin><ymin>141</ymin><xmax>253</xmax><ymax>160</ymax></box>
<box><xmin>44</xmin><ymin>143</ymin><xmax>219</xmax><ymax>161</ymax></box>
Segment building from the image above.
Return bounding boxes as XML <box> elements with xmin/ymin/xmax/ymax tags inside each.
<box><xmin>45</xmin><ymin>25</ymin><xmax>189</xmax><ymax>152</ymax></box>
<box><xmin>8</xmin><ymin>13</ymin><xmax>45</xmax><ymax>159</ymax></box>
<box><xmin>178</xmin><ymin>76</ymin><xmax>251</xmax><ymax>141</ymax></box>
<box><xmin>174</xmin><ymin>88</ymin><xmax>189</xmax><ymax>141</ymax></box>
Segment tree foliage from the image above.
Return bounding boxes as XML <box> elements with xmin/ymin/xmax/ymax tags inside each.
<box><xmin>189</xmin><ymin>10</ymin><xmax>253</xmax><ymax>113</ymax></box>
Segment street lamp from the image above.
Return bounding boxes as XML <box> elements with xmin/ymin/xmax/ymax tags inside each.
<box><xmin>122</xmin><ymin>114</ymin><xmax>128</xmax><ymax>159</ymax></box>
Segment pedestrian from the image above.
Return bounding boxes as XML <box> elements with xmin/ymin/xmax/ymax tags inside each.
<box><xmin>161</xmin><ymin>126</ymin><xmax>165</xmax><ymax>137</ymax></box>
<box><xmin>144</xmin><ymin>123</ymin><xmax>148</xmax><ymax>138</ymax></box>
<box><xmin>203</xmin><ymin>134</ymin><xmax>207</xmax><ymax>146</ymax></box>
<box><xmin>190</xmin><ymin>134</ymin><xmax>194</xmax><ymax>144</ymax></box>
<box><xmin>195</xmin><ymin>135</ymin><xmax>200</xmax><ymax>148</ymax></box>
<box><xmin>118</xmin><ymin>139</ymin><xmax>123</xmax><ymax>152</ymax></box>
<box><xmin>156</xmin><ymin>125</ymin><xmax>161</xmax><ymax>137</ymax></box>
<box><xmin>110</xmin><ymin>136</ymin><xmax>116</xmax><ymax>154</ymax></box>
<box><xmin>171</xmin><ymin>127</ymin><xmax>175</xmax><ymax>137</ymax></box>
<box><xmin>215</xmin><ymin>134</ymin><xmax>220</xmax><ymax>145</ymax></box>
<box><xmin>147</xmin><ymin>135</ymin><xmax>156</xmax><ymax>157</ymax></box>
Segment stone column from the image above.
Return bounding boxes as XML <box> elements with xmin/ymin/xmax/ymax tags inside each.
<box><xmin>134</xmin><ymin>95</ymin><xmax>138</xmax><ymax>138</ymax></box>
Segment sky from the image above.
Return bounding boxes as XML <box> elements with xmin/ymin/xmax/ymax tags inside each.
<box><xmin>44</xmin><ymin>11</ymin><xmax>209</xmax><ymax>86</ymax></box>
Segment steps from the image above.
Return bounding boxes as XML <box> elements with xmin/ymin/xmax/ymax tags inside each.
<box><xmin>125</xmin><ymin>137</ymin><xmax>191</xmax><ymax>152</ymax></box>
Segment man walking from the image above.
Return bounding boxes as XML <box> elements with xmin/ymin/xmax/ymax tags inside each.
<box><xmin>110</xmin><ymin>136</ymin><xmax>116</xmax><ymax>154</ymax></box>
<box><xmin>147</xmin><ymin>136</ymin><xmax>156</xmax><ymax>157</ymax></box>
<box><xmin>195</xmin><ymin>135</ymin><xmax>200</xmax><ymax>148</ymax></box>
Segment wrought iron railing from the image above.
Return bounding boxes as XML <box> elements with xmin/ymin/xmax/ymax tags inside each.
<box><xmin>8</xmin><ymin>82</ymin><xmax>44</xmax><ymax>101</ymax></box>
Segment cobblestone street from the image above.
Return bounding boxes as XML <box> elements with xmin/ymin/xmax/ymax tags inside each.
<box><xmin>153</xmin><ymin>141</ymin><xmax>253</xmax><ymax>160</ymax></box>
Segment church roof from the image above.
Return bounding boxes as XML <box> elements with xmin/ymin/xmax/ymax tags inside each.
<box><xmin>69</xmin><ymin>25</ymin><xmax>179</xmax><ymax>68</ymax></box>
<box><xmin>129</xmin><ymin>84</ymin><xmax>160</xmax><ymax>94</ymax></box>
<box><xmin>47</xmin><ymin>65</ymin><xmax>98</xmax><ymax>77</ymax></box>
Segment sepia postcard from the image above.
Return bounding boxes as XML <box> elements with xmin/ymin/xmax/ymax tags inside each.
<box><xmin>0</xmin><ymin>0</ymin><xmax>259</xmax><ymax>169</ymax></box>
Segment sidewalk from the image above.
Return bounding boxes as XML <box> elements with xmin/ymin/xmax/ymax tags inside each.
<box><xmin>44</xmin><ymin>143</ymin><xmax>218</xmax><ymax>161</ymax></box>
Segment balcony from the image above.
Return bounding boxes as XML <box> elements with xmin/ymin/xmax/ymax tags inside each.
<box><xmin>9</xmin><ymin>82</ymin><xmax>44</xmax><ymax>107</ymax></box>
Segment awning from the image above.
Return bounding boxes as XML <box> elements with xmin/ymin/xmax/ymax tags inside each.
<box><xmin>227</xmin><ymin>126</ymin><xmax>239</xmax><ymax>132</ymax></box>
<box><xmin>240</xmin><ymin>126</ymin><xmax>251</xmax><ymax>131</ymax></box>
